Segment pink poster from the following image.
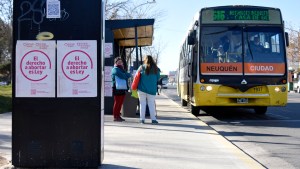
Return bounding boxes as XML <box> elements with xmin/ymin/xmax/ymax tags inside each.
<box><xmin>57</xmin><ymin>40</ymin><xmax>97</xmax><ymax>97</ymax></box>
<box><xmin>16</xmin><ymin>40</ymin><xmax>56</xmax><ymax>97</ymax></box>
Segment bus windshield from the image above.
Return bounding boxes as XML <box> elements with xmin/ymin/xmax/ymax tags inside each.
<box><xmin>200</xmin><ymin>26</ymin><xmax>286</xmax><ymax>75</ymax></box>
<box><xmin>201</xmin><ymin>26</ymin><xmax>243</xmax><ymax>63</ymax></box>
<box><xmin>244</xmin><ymin>27</ymin><xmax>285</xmax><ymax>63</ymax></box>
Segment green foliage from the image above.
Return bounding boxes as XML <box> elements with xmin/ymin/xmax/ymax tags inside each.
<box><xmin>0</xmin><ymin>62</ymin><xmax>11</xmax><ymax>83</ymax></box>
<box><xmin>0</xmin><ymin>17</ymin><xmax>12</xmax><ymax>63</ymax></box>
<box><xmin>0</xmin><ymin>62</ymin><xmax>11</xmax><ymax>75</ymax></box>
<box><xmin>0</xmin><ymin>84</ymin><xmax>12</xmax><ymax>114</ymax></box>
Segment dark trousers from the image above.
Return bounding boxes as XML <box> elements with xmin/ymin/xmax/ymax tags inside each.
<box><xmin>113</xmin><ymin>95</ymin><xmax>125</xmax><ymax>118</ymax></box>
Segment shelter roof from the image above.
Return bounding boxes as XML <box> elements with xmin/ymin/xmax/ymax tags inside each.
<box><xmin>106</xmin><ymin>19</ymin><xmax>155</xmax><ymax>47</ymax></box>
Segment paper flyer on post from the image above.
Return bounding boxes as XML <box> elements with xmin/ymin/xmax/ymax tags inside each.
<box><xmin>15</xmin><ymin>40</ymin><xmax>56</xmax><ymax>97</ymax></box>
<box><xmin>57</xmin><ymin>40</ymin><xmax>97</xmax><ymax>97</ymax></box>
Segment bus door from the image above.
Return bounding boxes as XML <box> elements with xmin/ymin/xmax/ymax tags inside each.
<box><xmin>188</xmin><ymin>44</ymin><xmax>198</xmax><ymax>103</ymax></box>
<box><xmin>186</xmin><ymin>29</ymin><xmax>197</xmax><ymax>103</ymax></box>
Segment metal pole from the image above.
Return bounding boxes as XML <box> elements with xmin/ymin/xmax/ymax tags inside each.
<box><xmin>135</xmin><ymin>26</ymin><xmax>139</xmax><ymax>69</ymax></box>
<box><xmin>140</xmin><ymin>46</ymin><xmax>143</xmax><ymax>65</ymax></box>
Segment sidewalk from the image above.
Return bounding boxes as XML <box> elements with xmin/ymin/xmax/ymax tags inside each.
<box><xmin>0</xmin><ymin>112</ymin><xmax>11</xmax><ymax>167</ymax></box>
<box><xmin>101</xmin><ymin>94</ymin><xmax>265</xmax><ymax>169</ymax></box>
<box><xmin>0</xmin><ymin>94</ymin><xmax>265</xmax><ymax>169</ymax></box>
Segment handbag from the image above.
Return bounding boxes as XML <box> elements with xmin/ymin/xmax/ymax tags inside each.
<box><xmin>115</xmin><ymin>76</ymin><xmax>127</xmax><ymax>90</ymax></box>
<box><xmin>131</xmin><ymin>70</ymin><xmax>141</xmax><ymax>90</ymax></box>
<box><xmin>131</xmin><ymin>89</ymin><xmax>138</xmax><ymax>99</ymax></box>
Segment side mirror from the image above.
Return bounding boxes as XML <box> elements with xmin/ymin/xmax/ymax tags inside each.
<box><xmin>188</xmin><ymin>30</ymin><xmax>196</xmax><ymax>45</ymax></box>
<box><xmin>285</xmin><ymin>32</ymin><xmax>289</xmax><ymax>47</ymax></box>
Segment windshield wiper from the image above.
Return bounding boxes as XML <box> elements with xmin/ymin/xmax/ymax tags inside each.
<box><xmin>246</xmin><ymin>31</ymin><xmax>254</xmax><ymax>60</ymax></box>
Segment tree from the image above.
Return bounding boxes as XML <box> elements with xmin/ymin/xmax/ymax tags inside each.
<box><xmin>0</xmin><ymin>18</ymin><xmax>12</xmax><ymax>63</ymax></box>
<box><xmin>105</xmin><ymin>0</ymin><xmax>130</xmax><ymax>20</ymax></box>
<box><xmin>0</xmin><ymin>0</ymin><xmax>12</xmax><ymax>24</ymax></box>
<box><xmin>0</xmin><ymin>62</ymin><xmax>11</xmax><ymax>80</ymax></box>
<box><xmin>0</xmin><ymin>0</ymin><xmax>13</xmax><ymax>64</ymax></box>
<box><xmin>143</xmin><ymin>39</ymin><xmax>166</xmax><ymax>64</ymax></box>
<box><xmin>286</xmin><ymin>24</ymin><xmax>300</xmax><ymax>72</ymax></box>
<box><xmin>0</xmin><ymin>0</ymin><xmax>12</xmax><ymax>83</ymax></box>
<box><xmin>105</xmin><ymin>0</ymin><xmax>163</xmax><ymax>20</ymax></box>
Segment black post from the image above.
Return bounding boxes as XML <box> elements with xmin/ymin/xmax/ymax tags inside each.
<box><xmin>140</xmin><ymin>46</ymin><xmax>143</xmax><ymax>65</ymax></box>
<box><xmin>12</xmin><ymin>0</ymin><xmax>104</xmax><ymax>167</ymax></box>
<box><xmin>135</xmin><ymin>26</ymin><xmax>139</xmax><ymax>69</ymax></box>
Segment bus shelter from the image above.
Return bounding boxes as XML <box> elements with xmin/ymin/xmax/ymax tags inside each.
<box><xmin>104</xmin><ymin>19</ymin><xmax>154</xmax><ymax>115</ymax></box>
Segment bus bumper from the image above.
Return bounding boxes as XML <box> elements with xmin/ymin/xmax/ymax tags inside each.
<box><xmin>193</xmin><ymin>84</ymin><xmax>288</xmax><ymax>107</ymax></box>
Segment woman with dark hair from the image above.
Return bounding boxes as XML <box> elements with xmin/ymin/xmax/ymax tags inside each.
<box><xmin>137</xmin><ymin>55</ymin><xmax>160</xmax><ymax>124</ymax></box>
<box><xmin>111</xmin><ymin>57</ymin><xmax>131</xmax><ymax>122</ymax></box>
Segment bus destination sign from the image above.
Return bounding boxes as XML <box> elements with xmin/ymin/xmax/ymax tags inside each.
<box><xmin>213</xmin><ymin>9</ymin><xmax>269</xmax><ymax>21</ymax></box>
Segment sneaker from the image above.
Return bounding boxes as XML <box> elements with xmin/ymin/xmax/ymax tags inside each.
<box><xmin>151</xmin><ymin>120</ymin><xmax>159</xmax><ymax>124</ymax></box>
<box><xmin>119</xmin><ymin>117</ymin><xmax>125</xmax><ymax>121</ymax></box>
<box><xmin>140</xmin><ymin>120</ymin><xmax>145</xmax><ymax>124</ymax></box>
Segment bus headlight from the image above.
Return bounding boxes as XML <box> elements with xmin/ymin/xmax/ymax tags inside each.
<box><xmin>200</xmin><ymin>85</ymin><xmax>213</xmax><ymax>91</ymax></box>
<box><xmin>206</xmin><ymin>86</ymin><xmax>213</xmax><ymax>91</ymax></box>
<box><xmin>274</xmin><ymin>87</ymin><xmax>280</xmax><ymax>92</ymax></box>
<box><xmin>281</xmin><ymin>86</ymin><xmax>286</xmax><ymax>92</ymax></box>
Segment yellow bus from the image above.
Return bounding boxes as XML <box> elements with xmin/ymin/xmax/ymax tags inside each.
<box><xmin>178</xmin><ymin>6</ymin><xmax>289</xmax><ymax>115</ymax></box>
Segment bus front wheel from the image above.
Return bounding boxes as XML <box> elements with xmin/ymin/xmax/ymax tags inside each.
<box><xmin>254</xmin><ymin>106</ymin><xmax>267</xmax><ymax>114</ymax></box>
<box><xmin>181</xmin><ymin>99</ymin><xmax>187</xmax><ymax>106</ymax></box>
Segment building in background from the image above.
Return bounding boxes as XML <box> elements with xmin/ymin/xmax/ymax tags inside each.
<box><xmin>168</xmin><ymin>71</ymin><xmax>177</xmax><ymax>83</ymax></box>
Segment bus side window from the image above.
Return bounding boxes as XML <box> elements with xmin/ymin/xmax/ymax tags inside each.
<box><xmin>271</xmin><ymin>34</ymin><xmax>281</xmax><ymax>53</ymax></box>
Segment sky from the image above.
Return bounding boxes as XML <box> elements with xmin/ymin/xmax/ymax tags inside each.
<box><xmin>152</xmin><ymin>0</ymin><xmax>300</xmax><ymax>73</ymax></box>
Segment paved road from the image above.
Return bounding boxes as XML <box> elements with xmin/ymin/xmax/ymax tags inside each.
<box><xmin>162</xmin><ymin>88</ymin><xmax>300</xmax><ymax>169</ymax></box>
